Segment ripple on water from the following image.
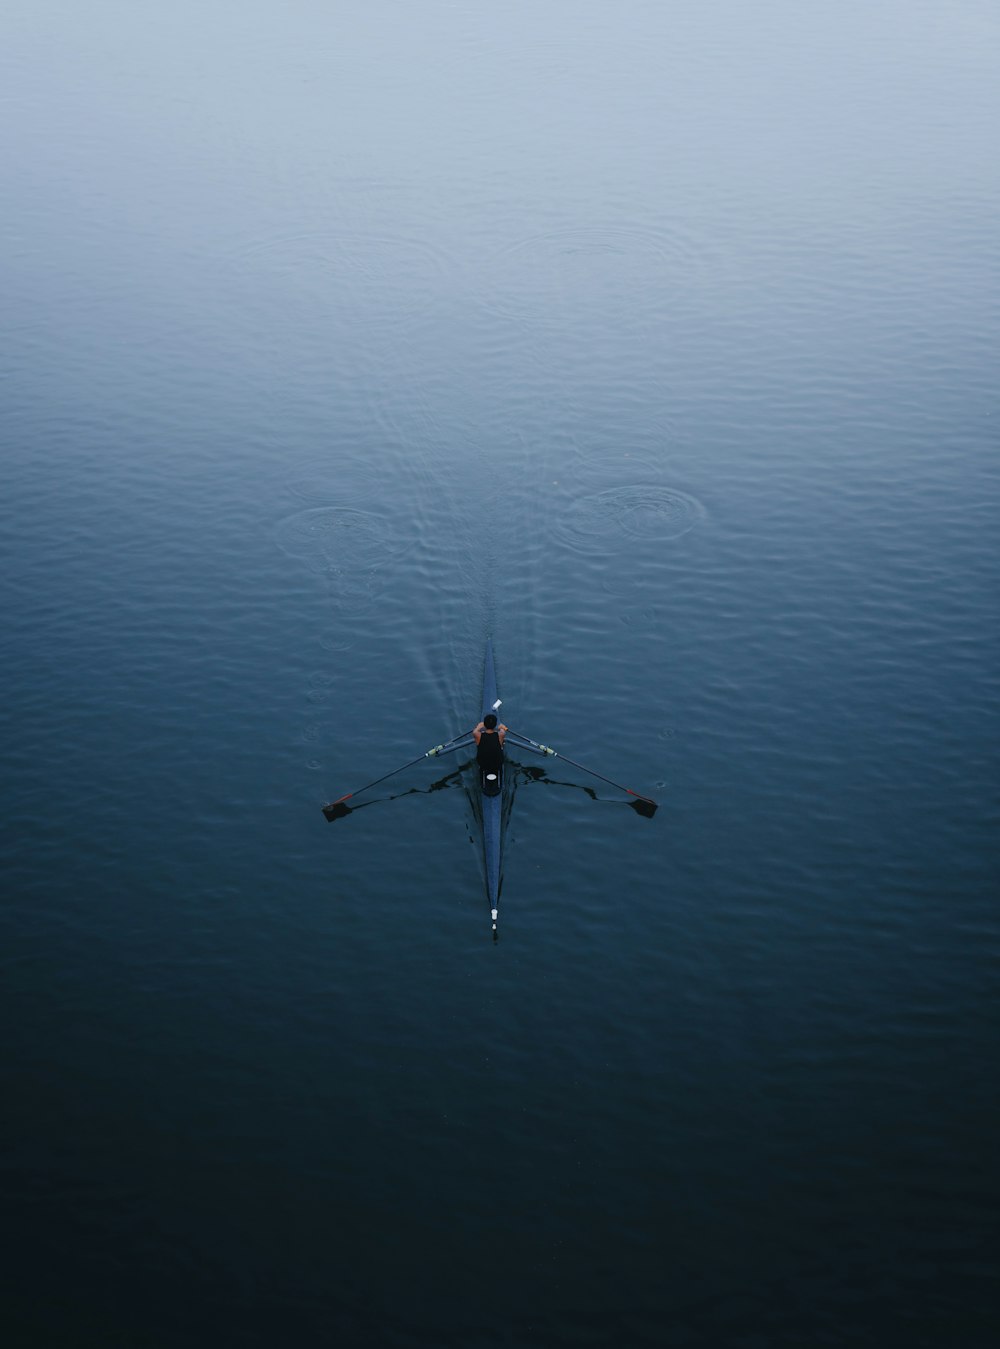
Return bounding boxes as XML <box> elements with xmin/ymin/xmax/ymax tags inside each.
<box><xmin>555</xmin><ymin>485</ymin><xmax>706</xmax><ymax>553</ymax></box>
<box><xmin>477</xmin><ymin>223</ymin><xmax>706</xmax><ymax>327</ymax></box>
<box><xmin>317</xmin><ymin>625</ymin><xmax>357</xmax><ymax>654</ymax></box>
<box><xmin>283</xmin><ymin>449</ymin><xmax>399</xmax><ymax>509</ymax></box>
<box><xmin>275</xmin><ymin>507</ymin><xmax>410</xmax><ymax>642</ymax></box>
<box><xmin>274</xmin><ymin>507</ymin><xmax>406</xmax><ymax>575</ymax></box>
<box><xmin>225</xmin><ymin>229</ymin><xmax>452</xmax><ymax>327</ymax></box>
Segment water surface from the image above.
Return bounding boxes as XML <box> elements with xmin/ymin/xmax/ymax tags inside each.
<box><xmin>2</xmin><ymin>3</ymin><xmax>998</xmax><ymax>1345</ymax></box>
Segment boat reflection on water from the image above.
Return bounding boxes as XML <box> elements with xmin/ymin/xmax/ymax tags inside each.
<box><xmin>323</xmin><ymin>756</ymin><xmax>648</xmax><ymax>820</ymax></box>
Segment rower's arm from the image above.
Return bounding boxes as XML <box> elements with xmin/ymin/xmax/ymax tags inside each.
<box><xmin>473</xmin><ymin>722</ymin><xmax>485</xmax><ymax>744</ymax></box>
<box><xmin>497</xmin><ymin>724</ymin><xmax>507</xmax><ymax>743</ymax></box>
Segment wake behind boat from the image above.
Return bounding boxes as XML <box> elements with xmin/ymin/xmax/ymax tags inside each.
<box><xmin>321</xmin><ymin>639</ymin><xmax>657</xmax><ymax>934</ymax></box>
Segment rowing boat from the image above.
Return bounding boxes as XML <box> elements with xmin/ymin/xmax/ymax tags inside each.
<box><xmin>322</xmin><ymin>641</ymin><xmax>657</xmax><ymax>935</ymax></box>
<box><xmin>480</xmin><ymin>638</ymin><xmax>503</xmax><ymax>933</ymax></box>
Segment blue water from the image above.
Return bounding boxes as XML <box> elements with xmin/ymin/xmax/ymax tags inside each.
<box><xmin>3</xmin><ymin>3</ymin><xmax>998</xmax><ymax>1345</ymax></box>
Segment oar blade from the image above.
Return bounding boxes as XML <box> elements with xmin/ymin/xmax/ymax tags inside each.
<box><xmin>322</xmin><ymin>801</ymin><xmax>353</xmax><ymax>822</ymax></box>
<box><xmin>629</xmin><ymin>797</ymin><xmax>658</xmax><ymax>819</ymax></box>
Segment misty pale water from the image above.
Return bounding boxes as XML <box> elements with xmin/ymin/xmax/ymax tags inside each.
<box><xmin>2</xmin><ymin>3</ymin><xmax>998</xmax><ymax>1345</ymax></box>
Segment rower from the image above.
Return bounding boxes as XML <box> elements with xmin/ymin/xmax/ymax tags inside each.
<box><xmin>474</xmin><ymin>713</ymin><xmax>506</xmax><ymax>797</ymax></box>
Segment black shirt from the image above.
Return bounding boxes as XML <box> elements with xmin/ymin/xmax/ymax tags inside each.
<box><xmin>476</xmin><ymin>729</ymin><xmax>503</xmax><ymax>772</ymax></box>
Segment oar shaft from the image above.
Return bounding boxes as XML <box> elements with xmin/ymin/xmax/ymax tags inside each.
<box><xmin>326</xmin><ymin>752</ymin><xmax>431</xmax><ymax>806</ymax></box>
<box><xmin>505</xmin><ymin>729</ymin><xmax>657</xmax><ymax>805</ymax></box>
<box><xmin>325</xmin><ymin>731</ymin><xmax>474</xmax><ymax>807</ymax></box>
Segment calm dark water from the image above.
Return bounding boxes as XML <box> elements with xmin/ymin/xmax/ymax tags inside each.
<box><xmin>3</xmin><ymin>3</ymin><xmax>999</xmax><ymax>1345</ymax></box>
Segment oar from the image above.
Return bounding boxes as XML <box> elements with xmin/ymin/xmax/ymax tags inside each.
<box><xmin>322</xmin><ymin>763</ymin><xmax>471</xmax><ymax>820</ymax></box>
<box><xmin>322</xmin><ymin>731</ymin><xmax>475</xmax><ymax>821</ymax></box>
<box><xmin>504</xmin><ymin>730</ymin><xmax>658</xmax><ymax>818</ymax></box>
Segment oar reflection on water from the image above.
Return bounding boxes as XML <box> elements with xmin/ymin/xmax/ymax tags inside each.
<box><xmin>325</xmin><ymin>755</ymin><xmax>657</xmax><ymax>824</ymax></box>
<box><xmin>322</xmin><ymin>762</ymin><xmax>470</xmax><ymax>821</ymax></box>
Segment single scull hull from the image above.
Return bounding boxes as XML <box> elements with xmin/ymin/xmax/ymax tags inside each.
<box><xmin>481</xmin><ymin>638</ymin><xmax>502</xmax><ymax>932</ymax></box>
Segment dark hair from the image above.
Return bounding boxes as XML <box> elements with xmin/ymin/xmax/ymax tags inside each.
<box><xmin>483</xmin><ymin>713</ymin><xmax>497</xmax><ymax>729</ymax></box>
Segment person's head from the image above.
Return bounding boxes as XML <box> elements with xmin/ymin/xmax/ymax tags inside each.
<box><xmin>483</xmin><ymin>713</ymin><xmax>497</xmax><ymax>730</ymax></box>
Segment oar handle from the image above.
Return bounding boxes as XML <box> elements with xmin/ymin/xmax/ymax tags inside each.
<box><xmin>426</xmin><ymin>733</ymin><xmax>475</xmax><ymax>758</ymax></box>
<box><xmin>506</xmin><ymin>731</ymin><xmax>555</xmax><ymax>756</ymax></box>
